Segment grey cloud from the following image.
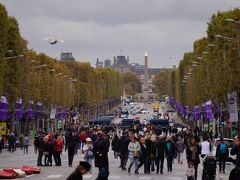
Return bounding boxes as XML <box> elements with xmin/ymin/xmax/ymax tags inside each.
<box><xmin>0</xmin><ymin>0</ymin><xmax>239</xmax><ymax>68</ymax></box>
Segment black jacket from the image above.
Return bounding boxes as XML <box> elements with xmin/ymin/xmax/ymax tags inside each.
<box><xmin>231</xmin><ymin>144</ymin><xmax>240</xmax><ymax>167</ymax></box>
<box><xmin>94</xmin><ymin>138</ymin><xmax>109</xmax><ymax>168</ymax></box>
<box><xmin>186</xmin><ymin>144</ymin><xmax>201</xmax><ymax>164</ymax></box>
<box><xmin>155</xmin><ymin>139</ymin><xmax>166</xmax><ymax>158</ymax></box>
<box><xmin>145</xmin><ymin>139</ymin><xmax>152</xmax><ymax>157</ymax></box>
<box><xmin>118</xmin><ymin>136</ymin><xmax>130</xmax><ymax>154</ymax></box>
<box><xmin>67</xmin><ymin>170</ymin><xmax>82</xmax><ymax>180</ymax></box>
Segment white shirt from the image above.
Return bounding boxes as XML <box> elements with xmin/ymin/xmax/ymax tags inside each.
<box><xmin>201</xmin><ymin>141</ymin><xmax>211</xmax><ymax>155</ymax></box>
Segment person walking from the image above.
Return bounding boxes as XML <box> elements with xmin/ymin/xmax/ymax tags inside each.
<box><xmin>186</xmin><ymin>161</ymin><xmax>194</xmax><ymax>180</ymax></box>
<box><xmin>165</xmin><ymin>136</ymin><xmax>175</xmax><ymax>172</ymax></box>
<box><xmin>231</xmin><ymin>136</ymin><xmax>240</xmax><ymax>167</ymax></box>
<box><xmin>111</xmin><ymin>134</ymin><xmax>119</xmax><ymax>159</ymax></box>
<box><xmin>94</xmin><ymin>131</ymin><xmax>110</xmax><ymax>180</ymax></box>
<box><xmin>136</xmin><ymin>137</ymin><xmax>147</xmax><ymax>174</ymax></box>
<box><xmin>36</xmin><ymin>132</ymin><xmax>44</xmax><ymax>166</ymax></box>
<box><xmin>155</xmin><ymin>134</ymin><xmax>166</xmax><ymax>174</ymax></box>
<box><xmin>127</xmin><ymin>136</ymin><xmax>141</xmax><ymax>174</ymax></box>
<box><xmin>43</xmin><ymin>136</ymin><xmax>50</xmax><ymax>166</ymax></box>
<box><xmin>200</xmin><ymin>134</ymin><xmax>211</xmax><ymax>158</ymax></box>
<box><xmin>23</xmin><ymin>134</ymin><xmax>29</xmax><ymax>154</ymax></box>
<box><xmin>176</xmin><ymin>136</ymin><xmax>185</xmax><ymax>164</ymax></box>
<box><xmin>67</xmin><ymin>132</ymin><xmax>78</xmax><ymax>167</ymax></box>
<box><xmin>82</xmin><ymin>137</ymin><xmax>94</xmax><ymax>173</ymax></box>
<box><xmin>150</xmin><ymin>135</ymin><xmax>157</xmax><ymax>172</ymax></box>
<box><xmin>216</xmin><ymin>137</ymin><xmax>229</xmax><ymax>174</ymax></box>
<box><xmin>229</xmin><ymin>136</ymin><xmax>240</xmax><ymax>180</ymax></box>
<box><xmin>186</xmin><ymin>136</ymin><xmax>201</xmax><ymax>180</ymax></box>
<box><xmin>8</xmin><ymin>132</ymin><xmax>15</xmax><ymax>153</ymax></box>
<box><xmin>55</xmin><ymin>135</ymin><xmax>63</xmax><ymax>166</ymax></box>
<box><xmin>119</xmin><ymin>132</ymin><xmax>130</xmax><ymax>171</ymax></box>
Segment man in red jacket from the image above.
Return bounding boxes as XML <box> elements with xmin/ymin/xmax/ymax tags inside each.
<box><xmin>80</xmin><ymin>130</ymin><xmax>88</xmax><ymax>149</ymax></box>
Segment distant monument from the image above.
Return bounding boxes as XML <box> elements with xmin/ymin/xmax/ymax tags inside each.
<box><xmin>144</xmin><ymin>51</ymin><xmax>148</xmax><ymax>103</ymax></box>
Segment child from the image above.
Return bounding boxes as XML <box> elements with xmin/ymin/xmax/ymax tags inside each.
<box><xmin>186</xmin><ymin>161</ymin><xmax>194</xmax><ymax>180</ymax></box>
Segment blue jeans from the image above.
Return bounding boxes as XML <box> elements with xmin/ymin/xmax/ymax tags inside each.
<box><xmin>96</xmin><ymin>167</ymin><xmax>109</xmax><ymax>180</ymax></box>
<box><xmin>167</xmin><ymin>157</ymin><xmax>173</xmax><ymax>171</ymax></box>
<box><xmin>23</xmin><ymin>145</ymin><xmax>28</xmax><ymax>154</ymax></box>
<box><xmin>85</xmin><ymin>157</ymin><xmax>93</xmax><ymax>172</ymax></box>
<box><xmin>128</xmin><ymin>157</ymin><xmax>139</xmax><ymax>172</ymax></box>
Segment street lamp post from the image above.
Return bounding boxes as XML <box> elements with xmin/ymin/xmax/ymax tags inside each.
<box><xmin>32</xmin><ymin>64</ymin><xmax>47</xmax><ymax>131</ymax></box>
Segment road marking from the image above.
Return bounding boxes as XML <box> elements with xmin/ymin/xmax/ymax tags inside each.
<box><xmin>167</xmin><ymin>177</ymin><xmax>183</xmax><ymax>180</ymax></box>
<box><xmin>47</xmin><ymin>174</ymin><xmax>63</xmax><ymax>178</ymax></box>
<box><xmin>109</xmin><ymin>175</ymin><xmax>121</xmax><ymax>179</ymax></box>
<box><xmin>139</xmin><ymin>176</ymin><xmax>151</xmax><ymax>180</ymax></box>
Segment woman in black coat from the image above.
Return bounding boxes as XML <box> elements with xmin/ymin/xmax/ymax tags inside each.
<box><xmin>136</xmin><ymin>137</ymin><xmax>147</xmax><ymax>174</ymax></box>
<box><xmin>111</xmin><ymin>134</ymin><xmax>119</xmax><ymax>159</ymax></box>
<box><xmin>186</xmin><ymin>136</ymin><xmax>201</xmax><ymax>180</ymax></box>
<box><xmin>93</xmin><ymin>132</ymin><xmax>110</xmax><ymax>180</ymax></box>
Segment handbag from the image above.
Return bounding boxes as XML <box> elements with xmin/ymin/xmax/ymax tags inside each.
<box><xmin>85</xmin><ymin>149</ymin><xmax>94</xmax><ymax>158</ymax></box>
<box><xmin>133</xmin><ymin>151</ymin><xmax>140</xmax><ymax>158</ymax></box>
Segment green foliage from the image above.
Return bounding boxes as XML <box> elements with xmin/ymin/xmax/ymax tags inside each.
<box><xmin>120</xmin><ymin>72</ymin><xmax>142</xmax><ymax>95</ymax></box>
<box><xmin>154</xmin><ymin>8</ymin><xmax>240</xmax><ymax>108</ymax></box>
<box><xmin>0</xmin><ymin>2</ymin><xmax>123</xmax><ymax>109</ymax></box>
<box><xmin>0</xmin><ymin>4</ymin><xmax>8</xmax><ymax>94</ymax></box>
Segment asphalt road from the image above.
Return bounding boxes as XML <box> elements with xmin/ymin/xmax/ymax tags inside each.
<box><xmin>0</xmin><ymin>145</ymin><xmax>232</xmax><ymax>180</ymax></box>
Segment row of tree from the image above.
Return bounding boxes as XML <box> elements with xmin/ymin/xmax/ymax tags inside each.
<box><xmin>153</xmin><ymin>8</ymin><xmax>240</xmax><ymax>108</ymax></box>
<box><xmin>0</xmin><ymin>4</ymin><xmax>129</xmax><ymax>112</ymax></box>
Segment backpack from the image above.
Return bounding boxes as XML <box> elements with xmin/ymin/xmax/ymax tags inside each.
<box><xmin>219</xmin><ymin>143</ymin><xmax>227</xmax><ymax>154</ymax></box>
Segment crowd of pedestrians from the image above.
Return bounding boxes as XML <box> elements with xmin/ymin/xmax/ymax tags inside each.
<box><xmin>1</xmin><ymin>122</ymin><xmax>240</xmax><ymax>180</ymax></box>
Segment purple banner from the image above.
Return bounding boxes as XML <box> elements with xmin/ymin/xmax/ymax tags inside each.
<box><xmin>205</xmin><ymin>100</ymin><xmax>213</xmax><ymax>120</ymax></box>
<box><xmin>15</xmin><ymin>98</ymin><xmax>23</xmax><ymax>120</ymax></box>
<box><xmin>56</xmin><ymin>107</ymin><xmax>68</xmax><ymax>120</ymax></box>
<box><xmin>36</xmin><ymin>101</ymin><xmax>42</xmax><ymax>119</ymax></box>
<box><xmin>28</xmin><ymin>101</ymin><xmax>34</xmax><ymax>120</ymax></box>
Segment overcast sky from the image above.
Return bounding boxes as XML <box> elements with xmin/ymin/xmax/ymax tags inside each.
<box><xmin>1</xmin><ymin>0</ymin><xmax>239</xmax><ymax>68</ymax></box>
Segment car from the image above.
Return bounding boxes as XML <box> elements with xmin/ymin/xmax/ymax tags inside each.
<box><xmin>212</xmin><ymin>138</ymin><xmax>236</xmax><ymax>163</ymax></box>
<box><xmin>141</xmin><ymin>109</ymin><xmax>149</xmax><ymax>114</ymax></box>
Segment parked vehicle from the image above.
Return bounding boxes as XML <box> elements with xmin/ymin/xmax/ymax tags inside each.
<box><xmin>119</xmin><ymin>118</ymin><xmax>140</xmax><ymax>128</ymax></box>
<box><xmin>147</xmin><ymin>119</ymin><xmax>169</xmax><ymax>127</ymax></box>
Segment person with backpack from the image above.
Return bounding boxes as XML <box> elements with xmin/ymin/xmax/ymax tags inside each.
<box><xmin>216</xmin><ymin>137</ymin><xmax>229</xmax><ymax>174</ymax></box>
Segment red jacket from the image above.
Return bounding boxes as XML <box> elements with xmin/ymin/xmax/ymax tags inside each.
<box><xmin>55</xmin><ymin>139</ymin><xmax>63</xmax><ymax>152</ymax></box>
<box><xmin>80</xmin><ymin>132</ymin><xmax>88</xmax><ymax>142</ymax></box>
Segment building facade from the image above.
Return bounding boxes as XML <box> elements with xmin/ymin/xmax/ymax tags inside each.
<box><xmin>60</xmin><ymin>52</ymin><xmax>75</xmax><ymax>61</ymax></box>
<box><xmin>95</xmin><ymin>54</ymin><xmax>164</xmax><ymax>101</ymax></box>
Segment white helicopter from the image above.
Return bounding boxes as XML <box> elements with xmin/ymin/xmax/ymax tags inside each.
<box><xmin>42</xmin><ymin>37</ymin><xmax>64</xmax><ymax>45</ymax></box>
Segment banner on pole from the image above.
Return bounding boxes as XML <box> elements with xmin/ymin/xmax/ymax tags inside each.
<box><xmin>228</xmin><ymin>91</ymin><xmax>238</xmax><ymax>122</ymax></box>
<box><xmin>50</xmin><ymin>107</ymin><xmax>56</xmax><ymax>119</ymax></box>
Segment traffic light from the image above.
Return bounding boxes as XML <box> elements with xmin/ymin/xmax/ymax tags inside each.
<box><xmin>220</xmin><ymin>118</ymin><xmax>224</xmax><ymax>126</ymax></box>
